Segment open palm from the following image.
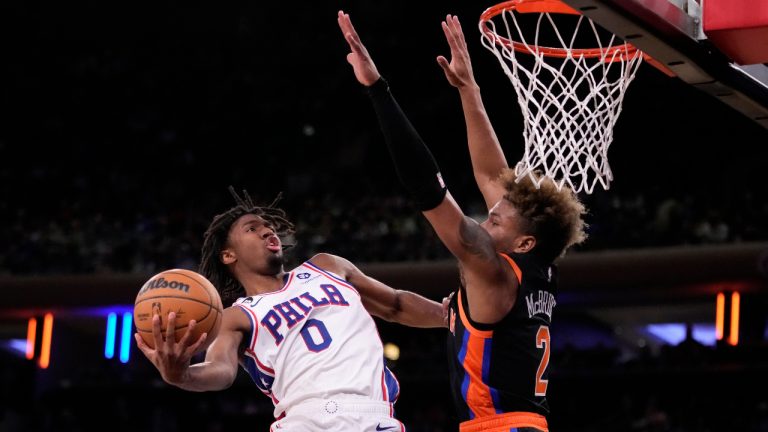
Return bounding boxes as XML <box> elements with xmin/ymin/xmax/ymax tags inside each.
<box><xmin>338</xmin><ymin>11</ymin><xmax>380</xmax><ymax>86</ymax></box>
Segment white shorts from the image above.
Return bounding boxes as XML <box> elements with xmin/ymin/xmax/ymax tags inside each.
<box><xmin>270</xmin><ymin>398</ymin><xmax>405</xmax><ymax>432</ymax></box>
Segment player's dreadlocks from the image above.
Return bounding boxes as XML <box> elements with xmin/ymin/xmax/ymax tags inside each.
<box><xmin>199</xmin><ymin>186</ymin><xmax>295</xmax><ymax>306</ymax></box>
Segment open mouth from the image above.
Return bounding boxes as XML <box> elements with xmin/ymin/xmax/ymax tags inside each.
<box><xmin>266</xmin><ymin>236</ymin><xmax>281</xmax><ymax>252</ymax></box>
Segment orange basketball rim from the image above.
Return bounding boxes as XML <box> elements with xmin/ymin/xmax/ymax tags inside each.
<box><xmin>480</xmin><ymin>0</ymin><xmax>674</xmax><ymax>75</ymax></box>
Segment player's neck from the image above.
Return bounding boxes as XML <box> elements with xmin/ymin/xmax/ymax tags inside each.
<box><xmin>240</xmin><ymin>269</ymin><xmax>288</xmax><ymax>295</ymax></box>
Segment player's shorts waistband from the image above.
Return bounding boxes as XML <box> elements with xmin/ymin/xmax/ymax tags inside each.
<box><xmin>460</xmin><ymin>411</ymin><xmax>548</xmax><ymax>432</ymax></box>
<box><xmin>287</xmin><ymin>398</ymin><xmax>394</xmax><ymax>417</ymax></box>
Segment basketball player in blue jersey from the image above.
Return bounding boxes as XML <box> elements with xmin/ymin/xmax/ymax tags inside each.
<box><xmin>339</xmin><ymin>11</ymin><xmax>587</xmax><ymax>432</ymax></box>
<box><xmin>135</xmin><ymin>187</ymin><xmax>448</xmax><ymax>431</ymax></box>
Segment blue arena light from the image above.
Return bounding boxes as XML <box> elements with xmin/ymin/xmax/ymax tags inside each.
<box><xmin>105</xmin><ymin>312</ymin><xmax>117</xmax><ymax>359</ymax></box>
<box><xmin>645</xmin><ymin>323</ymin><xmax>716</xmax><ymax>346</ymax></box>
<box><xmin>6</xmin><ymin>339</ymin><xmax>29</xmax><ymax>357</ymax></box>
<box><xmin>119</xmin><ymin>312</ymin><xmax>132</xmax><ymax>363</ymax></box>
<box><xmin>646</xmin><ymin>323</ymin><xmax>686</xmax><ymax>345</ymax></box>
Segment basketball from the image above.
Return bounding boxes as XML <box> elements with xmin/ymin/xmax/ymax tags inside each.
<box><xmin>134</xmin><ymin>269</ymin><xmax>224</xmax><ymax>353</ymax></box>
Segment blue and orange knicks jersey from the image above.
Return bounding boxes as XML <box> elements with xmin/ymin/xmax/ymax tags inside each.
<box><xmin>233</xmin><ymin>260</ymin><xmax>400</xmax><ymax>419</ymax></box>
<box><xmin>447</xmin><ymin>252</ymin><xmax>556</xmax><ymax>423</ymax></box>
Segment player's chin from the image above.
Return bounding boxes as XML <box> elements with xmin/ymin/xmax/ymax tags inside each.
<box><xmin>266</xmin><ymin>253</ymin><xmax>284</xmax><ymax>272</ymax></box>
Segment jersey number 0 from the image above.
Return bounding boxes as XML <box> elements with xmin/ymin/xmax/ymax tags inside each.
<box><xmin>300</xmin><ymin>319</ymin><xmax>332</xmax><ymax>352</ymax></box>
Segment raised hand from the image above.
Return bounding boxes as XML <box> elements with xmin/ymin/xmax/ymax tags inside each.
<box><xmin>135</xmin><ymin>311</ymin><xmax>208</xmax><ymax>385</ymax></box>
<box><xmin>337</xmin><ymin>10</ymin><xmax>381</xmax><ymax>86</ymax></box>
<box><xmin>437</xmin><ymin>15</ymin><xmax>478</xmax><ymax>89</ymax></box>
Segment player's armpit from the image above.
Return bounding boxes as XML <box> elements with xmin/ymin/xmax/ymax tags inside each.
<box><xmin>459</xmin><ymin>256</ymin><xmax>518</xmax><ymax>325</ymax></box>
<box><xmin>423</xmin><ymin>199</ymin><xmax>517</xmax><ymax>324</ymax></box>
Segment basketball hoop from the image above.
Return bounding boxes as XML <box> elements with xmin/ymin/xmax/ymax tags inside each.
<box><xmin>480</xmin><ymin>0</ymin><xmax>655</xmax><ymax>193</ymax></box>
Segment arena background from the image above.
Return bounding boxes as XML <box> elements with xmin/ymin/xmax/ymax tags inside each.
<box><xmin>1</xmin><ymin>0</ymin><xmax>767</xmax><ymax>430</ymax></box>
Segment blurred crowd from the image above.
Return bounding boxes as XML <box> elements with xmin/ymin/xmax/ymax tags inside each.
<box><xmin>3</xmin><ymin>0</ymin><xmax>766</xmax><ymax>277</ymax></box>
<box><xmin>2</xmin><ymin>182</ymin><xmax>767</xmax><ymax>276</ymax></box>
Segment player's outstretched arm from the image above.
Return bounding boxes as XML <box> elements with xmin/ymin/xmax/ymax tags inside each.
<box><xmin>135</xmin><ymin>308</ymin><xmax>246</xmax><ymax>392</ymax></box>
<box><xmin>310</xmin><ymin>253</ymin><xmax>446</xmax><ymax>328</ymax></box>
<box><xmin>339</xmin><ymin>11</ymin><xmax>447</xmax><ymax>213</ymax></box>
<box><xmin>339</xmin><ymin>13</ymin><xmax>519</xmax><ymax>324</ymax></box>
<box><xmin>438</xmin><ymin>15</ymin><xmax>508</xmax><ymax>210</ymax></box>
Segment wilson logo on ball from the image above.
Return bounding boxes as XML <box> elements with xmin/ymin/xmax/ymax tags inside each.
<box><xmin>134</xmin><ymin>269</ymin><xmax>223</xmax><ymax>354</ymax></box>
<box><xmin>138</xmin><ymin>277</ymin><xmax>191</xmax><ymax>294</ymax></box>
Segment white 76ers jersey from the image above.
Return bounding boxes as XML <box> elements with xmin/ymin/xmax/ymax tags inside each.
<box><xmin>233</xmin><ymin>261</ymin><xmax>400</xmax><ymax>419</ymax></box>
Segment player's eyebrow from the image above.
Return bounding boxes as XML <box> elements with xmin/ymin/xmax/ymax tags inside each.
<box><xmin>239</xmin><ymin>216</ymin><xmax>264</xmax><ymax>228</ymax></box>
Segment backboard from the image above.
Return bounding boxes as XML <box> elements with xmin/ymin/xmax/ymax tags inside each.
<box><xmin>559</xmin><ymin>0</ymin><xmax>768</xmax><ymax>129</ymax></box>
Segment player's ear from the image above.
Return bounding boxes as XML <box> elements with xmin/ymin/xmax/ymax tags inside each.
<box><xmin>514</xmin><ymin>235</ymin><xmax>536</xmax><ymax>253</ymax></box>
<box><xmin>220</xmin><ymin>248</ymin><xmax>236</xmax><ymax>265</ymax></box>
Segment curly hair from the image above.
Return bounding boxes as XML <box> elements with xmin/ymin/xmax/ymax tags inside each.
<box><xmin>199</xmin><ymin>187</ymin><xmax>295</xmax><ymax>306</ymax></box>
<box><xmin>498</xmin><ymin>169</ymin><xmax>587</xmax><ymax>263</ymax></box>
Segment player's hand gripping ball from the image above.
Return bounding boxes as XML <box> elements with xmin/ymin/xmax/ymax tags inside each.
<box><xmin>134</xmin><ymin>269</ymin><xmax>223</xmax><ymax>354</ymax></box>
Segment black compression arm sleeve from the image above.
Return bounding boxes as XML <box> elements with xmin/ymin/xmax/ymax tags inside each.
<box><xmin>366</xmin><ymin>78</ymin><xmax>447</xmax><ymax>211</ymax></box>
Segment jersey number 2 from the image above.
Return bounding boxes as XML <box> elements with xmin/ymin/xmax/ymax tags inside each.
<box><xmin>535</xmin><ymin>326</ymin><xmax>550</xmax><ymax>396</ymax></box>
<box><xmin>300</xmin><ymin>319</ymin><xmax>332</xmax><ymax>352</ymax></box>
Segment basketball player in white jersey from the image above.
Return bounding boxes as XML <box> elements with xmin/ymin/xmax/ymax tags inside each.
<box><xmin>135</xmin><ymin>188</ymin><xmax>447</xmax><ymax>431</ymax></box>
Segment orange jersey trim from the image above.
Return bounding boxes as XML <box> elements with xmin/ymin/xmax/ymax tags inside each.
<box><xmin>460</xmin><ymin>411</ymin><xmax>549</xmax><ymax>432</ymax></box>
<box><xmin>457</xmin><ymin>289</ymin><xmax>494</xmax><ymax>338</ymax></box>
<box><xmin>498</xmin><ymin>253</ymin><xmax>522</xmax><ymax>284</ymax></box>
<box><xmin>456</xmin><ymin>252</ymin><xmax>521</xmax><ymax>337</ymax></box>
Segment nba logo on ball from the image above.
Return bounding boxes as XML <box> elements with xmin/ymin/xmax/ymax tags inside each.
<box><xmin>134</xmin><ymin>269</ymin><xmax>224</xmax><ymax>354</ymax></box>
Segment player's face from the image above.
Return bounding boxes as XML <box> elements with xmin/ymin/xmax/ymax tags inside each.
<box><xmin>480</xmin><ymin>199</ymin><xmax>530</xmax><ymax>252</ymax></box>
<box><xmin>226</xmin><ymin>214</ymin><xmax>284</xmax><ymax>275</ymax></box>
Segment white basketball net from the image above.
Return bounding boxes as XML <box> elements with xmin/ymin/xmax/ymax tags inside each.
<box><xmin>480</xmin><ymin>8</ymin><xmax>643</xmax><ymax>193</ymax></box>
